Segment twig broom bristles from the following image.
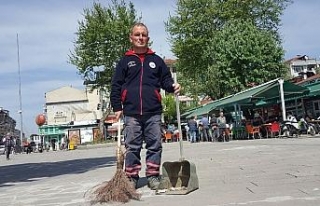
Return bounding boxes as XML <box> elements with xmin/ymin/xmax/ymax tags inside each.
<box><xmin>88</xmin><ymin>119</ymin><xmax>141</xmax><ymax>204</ymax></box>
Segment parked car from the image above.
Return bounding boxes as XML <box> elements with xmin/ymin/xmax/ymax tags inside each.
<box><xmin>30</xmin><ymin>141</ymin><xmax>37</xmax><ymax>152</ymax></box>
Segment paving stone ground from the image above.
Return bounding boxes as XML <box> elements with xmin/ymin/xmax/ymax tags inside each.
<box><xmin>1</xmin><ymin>136</ymin><xmax>320</xmax><ymax>206</ymax></box>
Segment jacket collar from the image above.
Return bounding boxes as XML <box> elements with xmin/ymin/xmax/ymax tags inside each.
<box><xmin>125</xmin><ymin>48</ymin><xmax>155</xmax><ymax>56</ymax></box>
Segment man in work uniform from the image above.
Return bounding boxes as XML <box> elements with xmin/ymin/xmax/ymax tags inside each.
<box><xmin>110</xmin><ymin>22</ymin><xmax>181</xmax><ymax>190</ymax></box>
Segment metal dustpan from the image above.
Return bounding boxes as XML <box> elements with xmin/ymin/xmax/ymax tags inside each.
<box><xmin>160</xmin><ymin>159</ymin><xmax>199</xmax><ymax>195</ymax></box>
<box><xmin>159</xmin><ymin>73</ymin><xmax>199</xmax><ymax>195</ymax></box>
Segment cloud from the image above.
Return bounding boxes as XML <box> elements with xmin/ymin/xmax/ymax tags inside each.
<box><xmin>1</xmin><ymin>0</ymin><xmax>177</xmax><ymax>136</ymax></box>
<box><xmin>280</xmin><ymin>1</ymin><xmax>320</xmax><ymax>59</ymax></box>
<box><xmin>0</xmin><ymin>67</ymin><xmax>83</xmax><ymax>135</ymax></box>
<box><xmin>0</xmin><ymin>2</ymin><xmax>84</xmax><ymax>75</ymax></box>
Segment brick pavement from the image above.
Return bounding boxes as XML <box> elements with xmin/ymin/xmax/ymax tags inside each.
<box><xmin>0</xmin><ymin>137</ymin><xmax>320</xmax><ymax>206</ymax></box>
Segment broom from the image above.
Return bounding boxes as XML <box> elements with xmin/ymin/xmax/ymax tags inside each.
<box><xmin>88</xmin><ymin>119</ymin><xmax>141</xmax><ymax>204</ymax></box>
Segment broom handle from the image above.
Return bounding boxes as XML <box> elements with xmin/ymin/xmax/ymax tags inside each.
<box><xmin>173</xmin><ymin>73</ymin><xmax>184</xmax><ymax>161</ymax></box>
<box><xmin>116</xmin><ymin>118</ymin><xmax>125</xmax><ymax>170</ymax></box>
<box><xmin>117</xmin><ymin>119</ymin><xmax>121</xmax><ymax>147</ymax></box>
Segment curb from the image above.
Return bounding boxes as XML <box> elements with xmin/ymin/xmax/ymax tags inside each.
<box><xmin>76</xmin><ymin>142</ymin><xmax>117</xmax><ymax>150</ymax></box>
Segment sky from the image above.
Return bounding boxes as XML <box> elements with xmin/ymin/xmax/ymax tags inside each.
<box><xmin>0</xmin><ymin>0</ymin><xmax>319</xmax><ymax>136</ymax></box>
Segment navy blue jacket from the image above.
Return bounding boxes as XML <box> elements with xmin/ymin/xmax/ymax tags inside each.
<box><xmin>188</xmin><ymin>119</ymin><xmax>198</xmax><ymax>132</ymax></box>
<box><xmin>110</xmin><ymin>49</ymin><xmax>174</xmax><ymax>116</ymax></box>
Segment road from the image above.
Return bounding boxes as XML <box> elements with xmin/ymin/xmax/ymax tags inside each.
<box><xmin>0</xmin><ymin>137</ymin><xmax>320</xmax><ymax>206</ymax></box>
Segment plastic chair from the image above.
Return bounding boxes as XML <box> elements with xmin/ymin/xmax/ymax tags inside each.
<box><xmin>165</xmin><ymin>132</ymin><xmax>172</xmax><ymax>142</ymax></box>
<box><xmin>246</xmin><ymin>124</ymin><xmax>261</xmax><ymax>139</ymax></box>
<box><xmin>232</xmin><ymin>126</ymin><xmax>246</xmax><ymax>140</ymax></box>
<box><xmin>175</xmin><ymin>132</ymin><xmax>180</xmax><ymax>141</ymax></box>
<box><xmin>270</xmin><ymin>122</ymin><xmax>280</xmax><ymax>137</ymax></box>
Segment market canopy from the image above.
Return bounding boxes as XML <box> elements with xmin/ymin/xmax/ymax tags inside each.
<box><xmin>184</xmin><ymin>99</ymin><xmax>223</xmax><ymax>119</ymax></box>
<box><xmin>304</xmin><ymin>81</ymin><xmax>320</xmax><ymax>97</ymax></box>
<box><xmin>181</xmin><ymin>106</ymin><xmax>200</xmax><ymax>119</ymax></box>
<box><xmin>183</xmin><ymin>78</ymin><xmax>309</xmax><ymax>119</ymax></box>
<box><xmin>214</xmin><ymin>78</ymin><xmax>309</xmax><ymax>110</ymax></box>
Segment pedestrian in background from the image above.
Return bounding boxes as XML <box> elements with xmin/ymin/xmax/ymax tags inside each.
<box><xmin>187</xmin><ymin>116</ymin><xmax>198</xmax><ymax>143</ymax></box>
<box><xmin>184</xmin><ymin>124</ymin><xmax>190</xmax><ymax>142</ymax></box>
<box><xmin>217</xmin><ymin>111</ymin><xmax>229</xmax><ymax>141</ymax></box>
<box><xmin>110</xmin><ymin>22</ymin><xmax>181</xmax><ymax>190</ymax></box>
<box><xmin>210</xmin><ymin>113</ymin><xmax>219</xmax><ymax>142</ymax></box>
<box><xmin>201</xmin><ymin>115</ymin><xmax>211</xmax><ymax>141</ymax></box>
<box><xmin>4</xmin><ymin>133</ymin><xmax>14</xmax><ymax>160</ymax></box>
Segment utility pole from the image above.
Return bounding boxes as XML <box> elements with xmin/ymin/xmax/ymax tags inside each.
<box><xmin>17</xmin><ymin>33</ymin><xmax>24</xmax><ymax>149</ymax></box>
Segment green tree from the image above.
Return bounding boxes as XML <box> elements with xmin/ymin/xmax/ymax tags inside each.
<box><xmin>69</xmin><ymin>0</ymin><xmax>139</xmax><ymax>90</ymax></box>
<box><xmin>162</xmin><ymin>94</ymin><xmax>189</xmax><ymax>123</ymax></box>
<box><xmin>206</xmin><ymin>19</ymin><xmax>286</xmax><ymax>98</ymax></box>
<box><xmin>165</xmin><ymin>0</ymin><xmax>216</xmax><ymax>100</ymax></box>
<box><xmin>69</xmin><ymin>0</ymin><xmax>140</xmax><ymax>139</ymax></box>
<box><xmin>166</xmin><ymin>0</ymin><xmax>292</xmax><ymax>99</ymax></box>
<box><xmin>162</xmin><ymin>95</ymin><xmax>176</xmax><ymax>123</ymax></box>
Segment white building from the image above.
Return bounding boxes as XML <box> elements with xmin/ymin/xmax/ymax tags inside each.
<box><xmin>45</xmin><ymin>85</ymin><xmax>104</xmax><ymax>125</ymax></box>
<box><xmin>285</xmin><ymin>55</ymin><xmax>319</xmax><ymax>79</ymax></box>
<box><xmin>40</xmin><ymin>85</ymin><xmax>110</xmax><ymax>146</ymax></box>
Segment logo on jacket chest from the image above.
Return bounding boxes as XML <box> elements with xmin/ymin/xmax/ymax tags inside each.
<box><xmin>128</xmin><ymin>61</ymin><xmax>136</xmax><ymax>68</ymax></box>
<box><xmin>127</xmin><ymin>61</ymin><xmax>157</xmax><ymax>69</ymax></box>
<box><xmin>149</xmin><ymin>62</ymin><xmax>156</xmax><ymax>69</ymax></box>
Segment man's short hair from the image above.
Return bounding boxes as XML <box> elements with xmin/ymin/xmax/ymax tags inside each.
<box><xmin>130</xmin><ymin>22</ymin><xmax>149</xmax><ymax>35</ymax></box>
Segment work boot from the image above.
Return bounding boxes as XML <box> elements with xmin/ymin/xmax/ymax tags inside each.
<box><xmin>147</xmin><ymin>176</ymin><xmax>160</xmax><ymax>190</ymax></box>
<box><xmin>128</xmin><ymin>176</ymin><xmax>139</xmax><ymax>189</ymax></box>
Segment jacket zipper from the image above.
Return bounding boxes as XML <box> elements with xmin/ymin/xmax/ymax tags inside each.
<box><xmin>139</xmin><ymin>59</ymin><xmax>144</xmax><ymax>115</ymax></box>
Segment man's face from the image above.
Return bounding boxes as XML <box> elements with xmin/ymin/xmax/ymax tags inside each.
<box><xmin>130</xmin><ymin>26</ymin><xmax>149</xmax><ymax>49</ymax></box>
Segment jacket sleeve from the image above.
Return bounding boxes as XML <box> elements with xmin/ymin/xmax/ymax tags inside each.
<box><xmin>110</xmin><ymin>58</ymin><xmax>126</xmax><ymax>112</ymax></box>
<box><xmin>159</xmin><ymin>59</ymin><xmax>174</xmax><ymax>93</ymax></box>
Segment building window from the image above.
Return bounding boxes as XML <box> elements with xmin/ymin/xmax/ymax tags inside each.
<box><xmin>293</xmin><ymin>66</ymin><xmax>303</xmax><ymax>73</ymax></box>
<box><xmin>313</xmin><ymin>101</ymin><xmax>320</xmax><ymax>117</ymax></box>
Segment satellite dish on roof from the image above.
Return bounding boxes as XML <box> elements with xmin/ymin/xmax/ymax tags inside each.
<box><xmin>84</xmin><ymin>68</ymin><xmax>96</xmax><ymax>81</ymax></box>
<box><xmin>92</xmin><ymin>65</ymin><xmax>105</xmax><ymax>72</ymax></box>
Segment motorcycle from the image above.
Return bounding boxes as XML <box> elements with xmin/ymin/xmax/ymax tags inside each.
<box><xmin>281</xmin><ymin>117</ymin><xmax>316</xmax><ymax>137</ymax></box>
<box><xmin>280</xmin><ymin>120</ymin><xmax>299</xmax><ymax>137</ymax></box>
<box><xmin>299</xmin><ymin>117</ymin><xmax>316</xmax><ymax>136</ymax></box>
<box><xmin>217</xmin><ymin>124</ymin><xmax>230</xmax><ymax>142</ymax></box>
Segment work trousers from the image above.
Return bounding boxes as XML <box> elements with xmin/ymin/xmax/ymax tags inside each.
<box><xmin>124</xmin><ymin>114</ymin><xmax>162</xmax><ymax>178</ymax></box>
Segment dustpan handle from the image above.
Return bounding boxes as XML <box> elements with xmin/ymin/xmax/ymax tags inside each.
<box><xmin>173</xmin><ymin>72</ymin><xmax>184</xmax><ymax>161</ymax></box>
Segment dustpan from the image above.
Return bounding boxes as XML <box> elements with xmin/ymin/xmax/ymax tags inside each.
<box><xmin>159</xmin><ymin>72</ymin><xmax>199</xmax><ymax>195</ymax></box>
